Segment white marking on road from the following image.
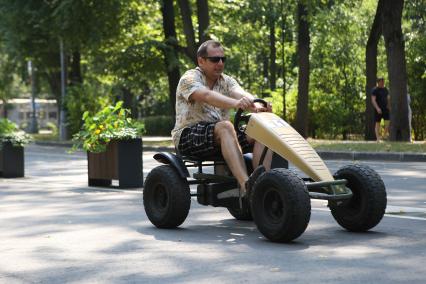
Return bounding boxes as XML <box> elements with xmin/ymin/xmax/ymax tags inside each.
<box><xmin>384</xmin><ymin>214</ymin><xmax>426</xmax><ymax>221</ymax></box>
<box><xmin>312</xmin><ymin>207</ymin><xmax>426</xmax><ymax>221</ymax></box>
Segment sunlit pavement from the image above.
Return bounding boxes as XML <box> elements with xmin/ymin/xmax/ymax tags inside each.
<box><xmin>0</xmin><ymin>144</ymin><xmax>425</xmax><ymax>283</ymax></box>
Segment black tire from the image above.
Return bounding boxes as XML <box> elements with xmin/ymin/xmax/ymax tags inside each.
<box><xmin>330</xmin><ymin>164</ymin><xmax>387</xmax><ymax>232</ymax></box>
<box><xmin>143</xmin><ymin>165</ymin><xmax>191</xmax><ymax>228</ymax></box>
<box><xmin>227</xmin><ymin>199</ymin><xmax>252</xmax><ymax>221</ymax></box>
<box><xmin>251</xmin><ymin>169</ymin><xmax>311</xmax><ymax>243</ymax></box>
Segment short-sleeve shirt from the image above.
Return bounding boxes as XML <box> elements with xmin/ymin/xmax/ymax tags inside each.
<box><xmin>171</xmin><ymin>67</ymin><xmax>242</xmax><ymax>146</ymax></box>
<box><xmin>371</xmin><ymin>87</ymin><xmax>389</xmax><ymax>111</ymax></box>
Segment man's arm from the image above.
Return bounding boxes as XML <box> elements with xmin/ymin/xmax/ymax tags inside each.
<box><xmin>371</xmin><ymin>95</ymin><xmax>382</xmax><ymax>114</ymax></box>
<box><xmin>387</xmin><ymin>93</ymin><xmax>391</xmax><ymax>112</ymax></box>
<box><xmin>231</xmin><ymin>87</ymin><xmax>271</xmax><ymax>112</ymax></box>
<box><xmin>190</xmin><ymin>89</ymin><xmax>253</xmax><ymax>110</ymax></box>
<box><xmin>230</xmin><ymin>87</ymin><xmax>255</xmax><ymax>101</ymax></box>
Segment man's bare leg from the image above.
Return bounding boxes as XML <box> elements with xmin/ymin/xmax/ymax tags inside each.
<box><xmin>252</xmin><ymin>141</ymin><xmax>273</xmax><ymax>170</ymax></box>
<box><xmin>375</xmin><ymin>122</ymin><xmax>381</xmax><ymax>141</ymax></box>
<box><xmin>214</xmin><ymin>121</ymin><xmax>249</xmax><ymax>193</ymax></box>
<box><xmin>384</xmin><ymin>120</ymin><xmax>390</xmax><ymax>140</ymax></box>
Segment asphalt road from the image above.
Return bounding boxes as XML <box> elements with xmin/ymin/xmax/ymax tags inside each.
<box><xmin>0</xmin><ymin>144</ymin><xmax>425</xmax><ymax>283</ymax></box>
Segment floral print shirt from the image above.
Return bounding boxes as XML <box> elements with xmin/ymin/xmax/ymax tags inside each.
<box><xmin>171</xmin><ymin>67</ymin><xmax>242</xmax><ymax>146</ymax></box>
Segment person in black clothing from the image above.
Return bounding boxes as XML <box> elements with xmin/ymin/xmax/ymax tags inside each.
<box><xmin>371</xmin><ymin>77</ymin><xmax>390</xmax><ymax>141</ymax></box>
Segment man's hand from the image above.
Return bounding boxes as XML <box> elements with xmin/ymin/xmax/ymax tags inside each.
<box><xmin>234</xmin><ymin>97</ymin><xmax>253</xmax><ymax>110</ymax></box>
<box><xmin>234</xmin><ymin>96</ymin><xmax>272</xmax><ymax>113</ymax></box>
<box><xmin>251</xmin><ymin>101</ymin><xmax>272</xmax><ymax>113</ymax></box>
<box><xmin>376</xmin><ymin>108</ymin><xmax>382</xmax><ymax>114</ymax></box>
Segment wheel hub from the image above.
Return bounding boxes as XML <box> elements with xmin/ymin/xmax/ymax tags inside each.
<box><xmin>263</xmin><ymin>189</ymin><xmax>284</xmax><ymax>223</ymax></box>
<box><xmin>154</xmin><ymin>185</ymin><xmax>169</xmax><ymax>209</ymax></box>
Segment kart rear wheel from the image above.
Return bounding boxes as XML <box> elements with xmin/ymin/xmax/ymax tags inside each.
<box><xmin>143</xmin><ymin>165</ymin><xmax>191</xmax><ymax>228</ymax></box>
<box><xmin>227</xmin><ymin>199</ymin><xmax>252</xmax><ymax>221</ymax></box>
<box><xmin>330</xmin><ymin>164</ymin><xmax>387</xmax><ymax>232</ymax></box>
<box><xmin>251</xmin><ymin>168</ymin><xmax>311</xmax><ymax>243</ymax></box>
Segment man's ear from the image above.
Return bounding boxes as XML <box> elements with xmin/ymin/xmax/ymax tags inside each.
<box><xmin>197</xmin><ymin>56</ymin><xmax>204</xmax><ymax>66</ymax></box>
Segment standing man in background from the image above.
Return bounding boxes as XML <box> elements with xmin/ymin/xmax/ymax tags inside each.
<box><xmin>371</xmin><ymin>77</ymin><xmax>390</xmax><ymax>141</ymax></box>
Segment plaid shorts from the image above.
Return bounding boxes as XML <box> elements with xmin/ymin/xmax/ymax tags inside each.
<box><xmin>177</xmin><ymin>122</ymin><xmax>253</xmax><ymax>159</ymax></box>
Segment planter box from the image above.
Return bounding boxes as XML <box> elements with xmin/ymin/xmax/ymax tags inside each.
<box><xmin>87</xmin><ymin>138</ymin><xmax>143</xmax><ymax>188</ymax></box>
<box><xmin>0</xmin><ymin>142</ymin><xmax>25</xmax><ymax>178</ymax></box>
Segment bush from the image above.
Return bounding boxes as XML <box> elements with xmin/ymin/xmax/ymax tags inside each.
<box><xmin>141</xmin><ymin>115</ymin><xmax>174</xmax><ymax>136</ymax></box>
<box><xmin>0</xmin><ymin>118</ymin><xmax>32</xmax><ymax>147</ymax></box>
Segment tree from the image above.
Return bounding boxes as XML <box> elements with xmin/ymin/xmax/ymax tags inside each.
<box><xmin>0</xmin><ymin>53</ymin><xmax>16</xmax><ymax>118</ymax></box>
<box><xmin>382</xmin><ymin>0</ymin><xmax>410</xmax><ymax>141</ymax></box>
<box><xmin>0</xmin><ymin>0</ymin><xmax>125</xmax><ymax>134</ymax></box>
<box><xmin>161</xmin><ymin>0</ymin><xmax>181</xmax><ymax>116</ymax></box>
<box><xmin>294</xmin><ymin>1</ymin><xmax>310</xmax><ymax>138</ymax></box>
<box><xmin>177</xmin><ymin>0</ymin><xmax>211</xmax><ymax>63</ymax></box>
<box><xmin>365</xmin><ymin>0</ymin><xmax>384</xmax><ymax>141</ymax></box>
<box><xmin>405</xmin><ymin>0</ymin><xmax>426</xmax><ymax>140</ymax></box>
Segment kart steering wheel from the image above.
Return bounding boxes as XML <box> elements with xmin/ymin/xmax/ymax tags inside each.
<box><xmin>234</xmin><ymin>98</ymin><xmax>268</xmax><ymax>133</ymax></box>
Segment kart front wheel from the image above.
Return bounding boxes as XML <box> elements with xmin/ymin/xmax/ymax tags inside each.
<box><xmin>330</xmin><ymin>164</ymin><xmax>387</xmax><ymax>232</ymax></box>
<box><xmin>251</xmin><ymin>168</ymin><xmax>311</xmax><ymax>243</ymax></box>
<box><xmin>143</xmin><ymin>165</ymin><xmax>191</xmax><ymax>228</ymax></box>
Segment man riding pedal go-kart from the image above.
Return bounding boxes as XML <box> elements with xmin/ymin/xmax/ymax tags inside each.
<box><xmin>143</xmin><ymin>98</ymin><xmax>387</xmax><ymax>242</ymax></box>
<box><xmin>143</xmin><ymin>40</ymin><xmax>387</xmax><ymax>242</ymax></box>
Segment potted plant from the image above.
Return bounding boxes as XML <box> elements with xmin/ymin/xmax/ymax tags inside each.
<box><xmin>72</xmin><ymin>101</ymin><xmax>145</xmax><ymax>188</ymax></box>
<box><xmin>0</xmin><ymin>118</ymin><xmax>32</xmax><ymax>178</ymax></box>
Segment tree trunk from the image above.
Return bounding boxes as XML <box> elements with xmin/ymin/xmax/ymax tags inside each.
<box><xmin>365</xmin><ymin>0</ymin><xmax>383</xmax><ymax>141</ymax></box>
<box><xmin>1</xmin><ymin>99</ymin><xmax>7</xmax><ymax>118</ymax></box>
<box><xmin>382</xmin><ymin>0</ymin><xmax>410</xmax><ymax>141</ymax></box>
<box><xmin>196</xmin><ymin>0</ymin><xmax>210</xmax><ymax>43</ymax></box>
<box><xmin>161</xmin><ymin>0</ymin><xmax>180</xmax><ymax>116</ymax></box>
<box><xmin>269</xmin><ymin>17</ymin><xmax>276</xmax><ymax>90</ymax></box>
<box><xmin>177</xmin><ymin>0</ymin><xmax>197</xmax><ymax>64</ymax></box>
<box><xmin>69</xmin><ymin>51</ymin><xmax>83</xmax><ymax>85</ymax></box>
<box><xmin>121</xmin><ymin>86</ymin><xmax>138</xmax><ymax>118</ymax></box>
<box><xmin>281</xmin><ymin>0</ymin><xmax>287</xmax><ymax>120</ymax></box>
<box><xmin>44</xmin><ymin>69</ymin><xmax>62</xmax><ymax>126</ymax></box>
<box><xmin>295</xmin><ymin>2</ymin><xmax>310</xmax><ymax>138</ymax></box>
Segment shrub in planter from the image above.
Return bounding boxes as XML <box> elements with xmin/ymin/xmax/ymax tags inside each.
<box><xmin>0</xmin><ymin>119</ymin><xmax>32</xmax><ymax>178</ymax></box>
<box><xmin>72</xmin><ymin>101</ymin><xmax>145</xmax><ymax>188</ymax></box>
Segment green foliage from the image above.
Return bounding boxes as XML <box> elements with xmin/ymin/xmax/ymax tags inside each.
<box><xmin>72</xmin><ymin>101</ymin><xmax>145</xmax><ymax>153</ymax></box>
<box><xmin>405</xmin><ymin>0</ymin><xmax>426</xmax><ymax>140</ymax></box>
<box><xmin>269</xmin><ymin>87</ymin><xmax>298</xmax><ymax>123</ymax></box>
<box><xmin>45</xmin><ymin>122</ymin><xmax>58</xmax><ymax>137</ymax></box>
<box><xmin>0</xmin><ymin>118</ymin><xmax>32</xmax><ymax>147</ymax></box>
<box><xmin>308</xmin><ymin>1</ymin><xmax>367</xmax><ymax>139</ymax></box>
<box><xmin>66</xmin><ymin>81</ymin><xmax>113</xmax><ymax>135</ymax></box>
<box><xmin>141</xmin><ymin>115</ymin><xmax>175</xmax><ymax>136</ymax></box>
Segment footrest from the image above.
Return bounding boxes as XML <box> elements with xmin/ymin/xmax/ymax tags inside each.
<box><xmin>193</xmin><ymin>172</ymin><xmax>236</xmax><ymax>182</ymax></box>
<box><xmin>197</xmin><ymin>181</ymin><xmax>239</xmax><ymax>208</ymax></box>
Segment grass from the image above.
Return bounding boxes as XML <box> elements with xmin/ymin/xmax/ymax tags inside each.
<box><xmin>31</xmin><ymin>132</ymin><xmax>58</xmax><ymax>141</ymax></box>
<box><xmin>309</xmin><ymin>139</ymin><xmax>426</xmax><ymax>153</ymax></box>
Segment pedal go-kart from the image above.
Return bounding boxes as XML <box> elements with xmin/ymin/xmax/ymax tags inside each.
<box><xmin>143</xmin><ymin>99</ymin><xmax>387</xmax><ymax>242</ymax></box>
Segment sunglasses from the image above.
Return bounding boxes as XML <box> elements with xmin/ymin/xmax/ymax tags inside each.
<box><xmin>204</xmin><ymin>56</ymin><xmax>226</xmax><ymax>63</ymax></box>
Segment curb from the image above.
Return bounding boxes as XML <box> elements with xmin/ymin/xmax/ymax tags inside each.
<box><xmin>34</xmin><ymin>141</ymin><xmax>425</xmax><ymax>162</ymax></box>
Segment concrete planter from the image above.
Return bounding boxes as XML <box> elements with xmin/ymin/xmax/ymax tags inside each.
<box><xmin>0</xmin><ymin>141</ymin><xmax>24</xmax><ymax>178</ymax></box>
<box><xmin>87</xmin><ymin>138</ymin><xmax>143</xmax><ymax>188</ymax></box>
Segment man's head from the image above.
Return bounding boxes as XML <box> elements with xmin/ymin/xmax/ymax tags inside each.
<box><xmin>197</xmin><ymin>40</ymin><xmax>225</xmax><ymax>81</ymax></box>
<box><xmin>377</xmin><ymin>77</ymin><xmax>385</xmax><ymax>88</ymax></box>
